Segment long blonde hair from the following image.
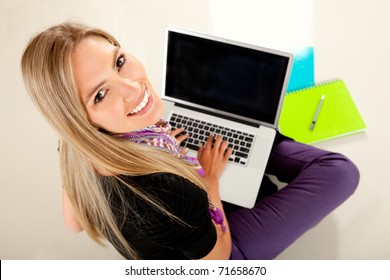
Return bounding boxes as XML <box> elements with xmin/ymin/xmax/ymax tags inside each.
<box><xmin>21</xmin><ymin>21</ymin><xmax>206</xmax><ymax>259</ymax></box>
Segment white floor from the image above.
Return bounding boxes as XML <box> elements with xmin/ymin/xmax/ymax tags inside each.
<box><xmin>1</xmin><ymin>0</ymin><xmax>389</xmax><ymax>259</ymax></box>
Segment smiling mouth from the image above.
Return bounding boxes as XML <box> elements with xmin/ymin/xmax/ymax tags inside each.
<box><xmin>128</xmin><ymin>90</ymin><xmax>151</xmax><ymax>115</ymax></box>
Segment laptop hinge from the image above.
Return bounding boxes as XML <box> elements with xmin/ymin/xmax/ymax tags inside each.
<box><xmin>175</xmin><ymin>103</ymin><xmax>260</xmax><ymax>128</ymax></box>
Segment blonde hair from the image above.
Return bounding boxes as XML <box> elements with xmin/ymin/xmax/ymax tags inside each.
<box><xmin>21</xmin><ymin>21</ymin><xmax>206</xmax><ymax>259</ymax></box>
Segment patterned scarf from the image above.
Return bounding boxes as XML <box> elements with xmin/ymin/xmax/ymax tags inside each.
<box><xmin>115</xmin><ymin>120</ymin><xmax>205</xmax><ymax>177</ymax></box>
<box><xmin>114</xmin><ymin>120</ymin><xmax>226</xmax><ymax>232</ymax></box>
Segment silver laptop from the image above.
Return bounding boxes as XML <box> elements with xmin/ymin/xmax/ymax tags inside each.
<box><xmin>161</xmin><ymin>26</ymin><xmax>293</xmax><ymax>208</ymax></box>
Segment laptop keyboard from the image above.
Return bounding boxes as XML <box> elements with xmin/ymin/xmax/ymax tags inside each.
<box><xmin>169</xmin><ymin>113</ymin><xmax>255</xmax><ymax>166</ymax></box>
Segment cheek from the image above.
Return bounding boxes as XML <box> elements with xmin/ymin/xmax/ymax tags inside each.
<box><xmin>88</xmin><ymin>103</ymin><xmax>120</xmax><ymax>126</ymax></box>
<box><xmin>155</xmin><ymin>97</ymin><xmax>164</xmax><ymax>116</ymax></box>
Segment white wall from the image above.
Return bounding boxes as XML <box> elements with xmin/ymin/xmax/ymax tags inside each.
<box><xmin>1</xmin><ymin>0</ymin><xmax>389</xmax><ymax>259</ymax></box>
<box><xmin>209</xmin><ymin>0</ymin><xmax>313</xmax><ymax>51</ymax></box>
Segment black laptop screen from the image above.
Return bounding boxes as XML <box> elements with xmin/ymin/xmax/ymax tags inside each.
<box><xmin>164</xmin><ymin>31</ymin><xmax>291</xmax><ymax>125</ymax></box>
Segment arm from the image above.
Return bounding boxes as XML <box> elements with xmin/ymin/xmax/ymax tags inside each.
<box><xmin>197</xmin><ymin>134</ymin><xmax>233</xmax><ymax>260</ymax></box>
<box><xmin>62</xmin><ymin>188</ymin><xmax>83</xmax><ymax>232</ymax></box>
<box><xmin>199</xmin><ymin>177</ymin><xmax>232</xmax><ymax>260</ymax></box>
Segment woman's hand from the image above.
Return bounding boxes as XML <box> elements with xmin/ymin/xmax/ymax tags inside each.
<box><xmin>197</xmin><ymin>134</ymin><xmax>232</xmax><ymax>186</ymax></box>
<box><xmin>170</xmin><ymin>127</ymin><xmax>189</xmax><ymax>155</ymax></box>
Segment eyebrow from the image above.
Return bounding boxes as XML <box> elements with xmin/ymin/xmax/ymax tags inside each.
<box><xmin>83</xmin><ymin>46</ymin><xmax>120</xmax><ymax>104</ymax></box>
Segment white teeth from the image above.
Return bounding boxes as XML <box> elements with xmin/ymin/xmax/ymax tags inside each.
<box><xmin>129</xmin><ymin>91</ymin><xmax>150</xmax><ymax>115</ymax></box>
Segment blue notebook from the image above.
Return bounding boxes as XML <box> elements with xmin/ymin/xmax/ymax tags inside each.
<box><xmin>287</xmin><ymin>47</ymin><xmax>315</xmax><ymax>93</ymax></box>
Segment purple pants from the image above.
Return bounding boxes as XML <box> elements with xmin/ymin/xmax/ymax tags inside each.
<box><xmin>226</xmin><ymin>140</ymin><xmax>360</xmax><ymax>260</ymax></box>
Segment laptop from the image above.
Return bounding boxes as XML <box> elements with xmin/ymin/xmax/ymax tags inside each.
<box><xmin>161</xmin><ymin>26</ymin><xmax>293</xmax><ymax>208</ymax></box>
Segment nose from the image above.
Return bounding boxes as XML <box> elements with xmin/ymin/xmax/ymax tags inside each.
<box><xmin>114</xmin><ymin>76</ymin><xmax>141</xmax><ymax>102</ymax></box>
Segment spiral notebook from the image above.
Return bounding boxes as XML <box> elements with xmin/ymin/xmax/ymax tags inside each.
<box><xmin>278</xmin><ymin>79</ymin><xmax>366</xmax><ymax>144</ymax></box>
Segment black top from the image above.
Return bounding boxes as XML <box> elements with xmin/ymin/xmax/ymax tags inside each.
<box><xmin>99</xmin><ymin>131</ymin><xmax>291</xmax><ymax>259</ymax></box>
<box><xmin>101</xmin><ymin>173</ymin><xmax>217</xmax><ymax>260</ymax></box>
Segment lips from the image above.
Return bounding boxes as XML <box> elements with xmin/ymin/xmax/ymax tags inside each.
<box><xmin>128</xmin><ymin>90</ymin><xmax>151</xmax><ymax>115</ymax></box>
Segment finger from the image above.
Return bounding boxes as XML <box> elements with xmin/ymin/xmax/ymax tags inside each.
<box><xmin>219</xmin><ymin>140</ymin><xmax>229</xmax><ymax>153</ymax></box>
<box><xmin>197</xmin><ymin>143</ymin><xmax>204</xmax><ymax>159</ymax></box>
<box><xmin>213</xmin><ymin>135</ymin><xmax>223</xmax><ymax>155</ymax></box>
<box><xmin>205</xmin><ymin>134</ymin><xmax>215</xmax><ymax>151</ymax></box>
<box><xmin>175</xmin><ymin>132</ymin><xmax>189</xmax><ymax>144</ymax></box>
<box><xmin>170</xmin><ymin>127</ymin><xmax>185</xmax><ymax>137</ymax></box>
<box><xmin>218</xmin><ymin>140</ymin><xmax>230</xmax><ymax>162</ymax></box>
<box><xmin>223</xmin><ymin>147</ymin><xmax>233</xmax><ymax>161</ymax></box>
<box><xmin>179</xmin><ymin>147</ymin><xmax>189</xmax><ymax>155</ymax></box>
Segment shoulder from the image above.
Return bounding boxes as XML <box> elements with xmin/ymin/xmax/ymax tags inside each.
<box><xmin>102</xmin><ymin>172</ymin><xmax>209</xmax><ymax>217</ymax></box>
<box><xmin>121</xmin><ymin>173</ymin><xmax>208</xmax><ymax>201</ymax></box>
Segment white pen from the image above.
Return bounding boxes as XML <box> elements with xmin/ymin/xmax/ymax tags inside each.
<box><xmin>310</xmin><ymin>94</ymin><xmax>325</xmax><ymax>130</ymax></box>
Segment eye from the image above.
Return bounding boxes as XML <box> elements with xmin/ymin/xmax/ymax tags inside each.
<box><xmin>94</xmin><ymin>89</ymin><xmax>106</xmax><ymax>104</ymax></box>
<box><xmin>116</xmin><ymin>55</ymin><xmax>125</xmax><ymax>70</ymax></box>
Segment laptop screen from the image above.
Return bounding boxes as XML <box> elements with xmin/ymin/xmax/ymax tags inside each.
<box><xmin>162</xmin><ymin>28</ymin><xmax>292</xmax><ymax>126</ymax></box>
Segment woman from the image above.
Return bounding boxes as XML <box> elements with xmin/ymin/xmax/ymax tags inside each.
<box><xmin>21</xmin><ymin>22</ymin><xmax>360</xmax><ymax>260</ymax></box>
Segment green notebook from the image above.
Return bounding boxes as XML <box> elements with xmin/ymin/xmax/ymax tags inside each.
<box><xmin>278</xmin><ymin>79</ymin><xmax>366</xmax><ymax>144</ymax></box>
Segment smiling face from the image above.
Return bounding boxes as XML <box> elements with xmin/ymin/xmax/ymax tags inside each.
<box><xmin>72</xmin><ymin>36</ymin><xmax>164</xmax><ymax>133</ymax></box>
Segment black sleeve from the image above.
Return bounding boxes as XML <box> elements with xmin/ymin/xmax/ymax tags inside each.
<box><xmin>120</xmin><ymin>173</ymin><xmax>217</xmax><ymax>259</ymax></box>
